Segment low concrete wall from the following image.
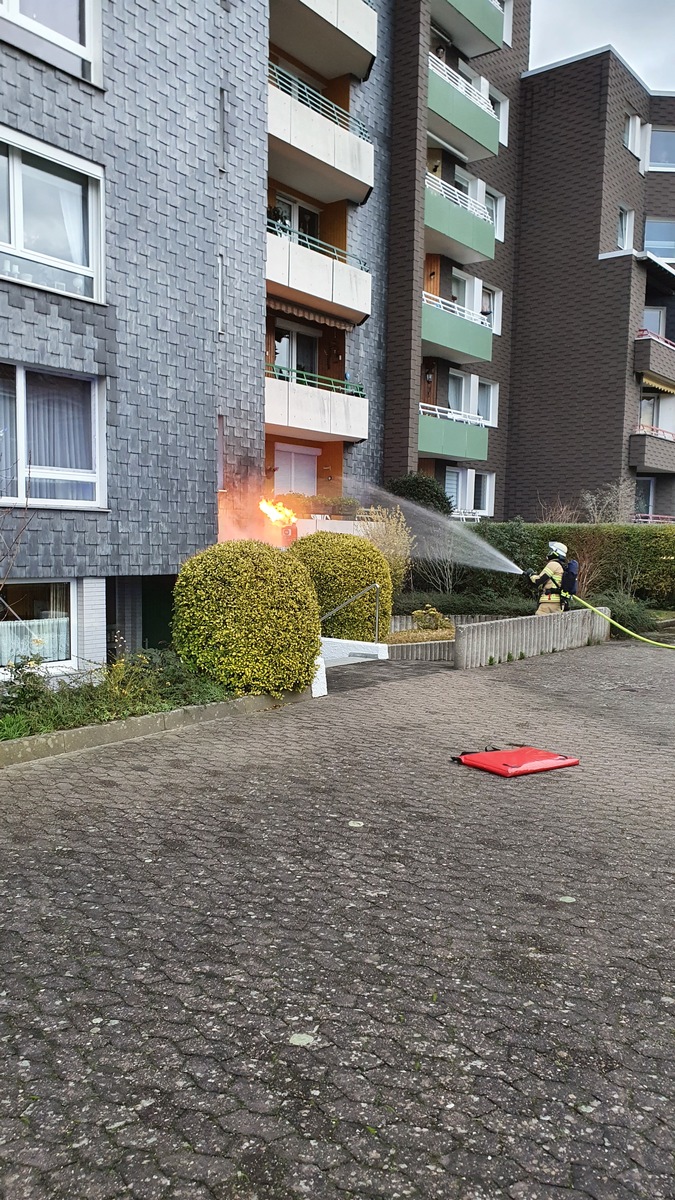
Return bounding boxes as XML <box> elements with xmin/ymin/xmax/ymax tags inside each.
<box><xmin>391</xmin><ymin>613</ymin><xmax>511</xmax><ymax>632</ymax></box>
<box><xmin>454</xmin><ymin>608</ymin><xmax>611</xmax><ymax>670</ymax></box>
<box><xmin>388</xmin><ymin>640</ymin><xmax>455</xmax><ymax>664</ymax></box>
<box><xmin>321</xmin><ymin>637</ymin><xmax>389</xmax><ymax>665</ymax></box>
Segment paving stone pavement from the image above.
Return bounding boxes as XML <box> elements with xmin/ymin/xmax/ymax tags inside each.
<box><xmin>0</xmin><ymin>642</ymin><xmax>674</xmax><ymax>1200</ymax></box>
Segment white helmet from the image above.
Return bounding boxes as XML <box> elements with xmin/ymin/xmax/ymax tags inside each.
<box><xmin>548</xmin><ymin>540</ymin><xmax>567</xmax><ymax>559</ymax></box>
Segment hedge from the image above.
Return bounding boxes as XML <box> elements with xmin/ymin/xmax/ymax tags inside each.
<box><xmin>290</xmin><ymin>531</ymin><xmax>392</xmax><ymax>640</ymax></box>
<box><xmin>462</xmin><ymin>522</ymin><xmax>675</xmax><ymax>604</ymax></box>
<box><xmin>173</xmin><ymin>540</ymin><xmax>321</xmax><ymax>696</ymax></box>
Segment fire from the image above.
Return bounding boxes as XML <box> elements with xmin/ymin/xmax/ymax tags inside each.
<box><xmin>259</xmin><ymin>498</ymin><xmax>297</xmax><ymax>526</ymax></box>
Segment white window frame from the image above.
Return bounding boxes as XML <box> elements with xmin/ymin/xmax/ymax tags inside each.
<box><xmin>642</xmin><ymin>307</ymin><xmax>666</xmax><ymax>336</ymax></box>
<box><xmin>649</xmin><ymin>127</ymin><xmax>675</xmax><ymax>172</ymax></box>
<box><xmin>444</xmin><ymin>466</ymin><xmax>495</xmax><ymax>516</ymax></box>
<box><xmin>485</xmin><ymin>187</ymin><xmax>506</xmax><ymax>241</ymax></box>
<box><xmin>273</xmin><ymin>441</ymin><xmax>321</xmax><ymax>496</ymax></box>
<box><xmin>639</xmin><ymin>122</ymin><xmax>652</xmax><ymax>176</ymax></box>
<box><xmin>0</xmin><ymin>578</ymin><xmax>78</xmax><ymax>676</ymax></box>
<box><xmin>481</xmin><ymin>285</ymin><xmax>503</xmax><ymax>336</ymax></box>
<box><xmin>475</xmin><ymin>376</ymin><xmax>499</xmax><ymax>427</ymax></box>
<box><xmin>617</xmin><ymin>206</ymin><xmax>635</xmax><ymax>251</ymax></box>
<box><xmin>0</xmin><ymin>363</ymin><xmax>106</xmax><ymax>510</ymax></box>
<box><xmin>623</xmin><ymin>113</ymin><xmax>642</xmax><ymax>157</ymax></box>
<box><xmin>447</xmin><ymin>369</ymin><xmax>469</xmax><ymax>416</ymax></box>
<box><xmin>0</xmin><ymin>123</ymin><xmax>105</xmax><ymax>303</ymax></box>
<box><xmin>489</xmin><ymin>86</ymin><xmax>510</xmax><ymax>146</ymax></box>
<box><xmin>502</xmin><ymin>0</ymin><xmax>513</xmax><ymax>46</ymax></box>
<box><xmin>0</xmin><ymin>0</ymin><xmax>101</xmax><ymax>85</ymax></box>
<box><xmin>644</xmin><ymin>218</ymin><xmax>675</xmax><ymax>262</ymax></box>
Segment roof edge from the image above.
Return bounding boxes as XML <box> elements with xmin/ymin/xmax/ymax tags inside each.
<box><xmin>524</xmin><ymin>45</ymin><xmax>651</xmax><ymax>93</ymax></box>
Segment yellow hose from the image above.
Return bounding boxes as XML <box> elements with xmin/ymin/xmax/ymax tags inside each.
<box><xmin>572</xmin><ymin>595</ymin><xmax>675</xmax><ymax>649</ymax></box>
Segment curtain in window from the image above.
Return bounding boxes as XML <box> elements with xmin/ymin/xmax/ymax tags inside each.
<box><xmin>0</xmin><ymin>365</ymin><xmax>17</xmax><ymax>498</ymax></box>
<box><xmin>26</xmin><ymin>372</ymin><xmax>92</xmax><ymax>471</ymax></box>
<box><xmin>22</xmin><ymin>158</ymin><xmax>87</xmax><ymax>265</ymax></box>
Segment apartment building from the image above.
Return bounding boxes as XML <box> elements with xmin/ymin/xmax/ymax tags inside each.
<box><xmin>0</xmin><ymin>0</ymin><xmax>391</xmax><ymax>671</ymax></box>
<box><xmin>383</xmin><ymin>0</ymin><xmax>531</xmax><ymax>519</ymax></box>
<box><xmin>507</xmin><ymin>49</ymin><xmax>675</xmax><ymax>522</ymax></box>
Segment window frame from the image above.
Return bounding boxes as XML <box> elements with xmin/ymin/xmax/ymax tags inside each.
<box><xmin>489</xmin><ymin>86</ymin><xmax>509</xmax><ymax>146</ymax></box>
<box><xmin>444</xmin><ymin>466</ymin><xmax>496</xmax><ymax>516</ymax></box>
<box><xmin>649</xmin><ymin>127</ymin><xmax>675</xmax><ymax>172</ymax></box>
<box><xmin>447</xmin><ymin>369</ymin><xmax>468</xmax><ymax>415</ymax></box>
<box><xmin>0</xmin><ymin>362</ymin><xmax>106</xmax><ymax>510</ymax></box>
<box><xmin>476</xmin><ymin>376</ymin><xmax>499</xmax><ymax>427</ymax></box>
<box><xmin>617</xmin><ymin>206</ymin><xmax>635</xmax><ymax>251</ymax></box>
<box><xmin>480</xmin><ymin>285</ymin><xmax>503</xmax><ymax>336</ymax></box>
<box><xmin>502</xmin><ymin>0</ymin><xmax>513</xmax><ymax>46</ymax></box>
<box><xmin>273</xmin><ymin>441</ymin><xmax>321</xmax><ymax>496</ymax></box>
<box><xmin>0</xmin><ymin>0</ymin><xmax>101</xmax><ymax>85</ymax></box>
<box><xmin>644</xmin><ymin>217</ymin><xmax>675</xmax><ymax>262</ymax></box>
<box><xmin>0</xmin><ymin>577</ymin><xmax>78</xmax><ymax>675</ymax></box>
<box><xmin>472</xmin><ymin>470</ymin><xmax>495</xmax><ymax>517</ymax></box>
<box><xmin>484</xmin><ymin>186</ymin><xmax>506</xmax><ymax>241</ymax></box>
<box><xmin>0</xmin><ymin>123</ymin><xmax>105</xmax><ymax>303</ymax></box>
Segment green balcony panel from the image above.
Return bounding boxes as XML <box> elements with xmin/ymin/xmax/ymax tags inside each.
<box><xmin>430</xmin><ymin>0</ymin><xmax>504</xmax><ymax>57</ymax></box>
<box><xmin>428</xmin><ymin>67</ymin><xmax>500</xmax><ymax>162</ymax></box>
<box><xmin>421</xmin><ymin>302</ymin><xmax>493</xmax><ymax>365</ymax></box>
<box><xmin>424</xmin><ymin>186</ymin><xmax>495</xmax><ymax>264</ymax></box>
<box><xmin>418</xmin><ymin>413</ymin><xmax>489</xmax><ymax>461</ymax></box>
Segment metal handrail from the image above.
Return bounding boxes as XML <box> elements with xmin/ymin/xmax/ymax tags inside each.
<box><xmin>428</xmin><ymin>54</ymin><xmax>496</xmax><ymax>118</ymax></box>
<box><xmin>321</xmin><ymin>582</ymin><xmax>381</xmax><ymax>643</ymax></box>
<box><xmin>266</xmin><ymin>219</ymin><xmax>369</xmax><ymax>271</ymax></box>
<box><xmin>268</xmin><ymin>62</ymin><xmax>372</xmax><ymax>142</ymax></box>
<box><xmin>422</xmin><ymin>290</ymin><xmax>491</xmax><ymax>328</ymax></box>
<box><xmin>635</xmin><ymin>423</ymin><xmax>675</xmax><ymax>441</ymax></box>
<box><xmin>425</xmin><ymin>172</ymin><xmax>493</xmax><ymax>223</ymax></box>
<box><xmin>636</xmin><ymin>328</ymin><xmax>675</xmax><ymax>351</ymax></box>
<box><xmin>265</xmin><ymin>362</ymin><xmax>366</xmax><ymax>396</ymax></box>
<box><xmin>419</xmin><ymin>402</ymin><xmax>488</xmax><ymax>426</ymax></box>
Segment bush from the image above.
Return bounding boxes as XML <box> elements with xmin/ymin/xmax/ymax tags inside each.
<box><xmin>586</xmin><ymin>590</ymin><xmax>658</xmax><ymax>638</ymax></box>
<box><xmin>412</xmin><ymin>605</ymin><xmax>455</xmax><ymax>633</ymax></box>
<box><xmin>173</xmin><ymin>540</ymin><xmax>321</xmax><ymax>696</ymax></box>
<box><xmin>394</xmin><ymin>590</ymin><xmax>534</xmax><ymax>618</ymax></box>
<box><xmin>357</xmin><ymin>505</ymin><xmax>414</xmax><ymax>596</ymax></box>
<box><xmin>269</xmin><ymin>493</ymin><xmax>361</xmax><ymax>518</ymax></box>
<box><xmin>386</xmin><ymin>473</ymin><xmax>454</xmax><ymax>515</ymax></box>
<box><xmin>290</xmin><ymin>531</ymin><xmax>392</xmax><ymax>641</ymax></box>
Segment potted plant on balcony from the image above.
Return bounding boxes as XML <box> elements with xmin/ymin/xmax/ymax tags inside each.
<box><xmin>267</xmin><ymin>206</ymin><xmax>291</xmax><ymax>235</ymax></box>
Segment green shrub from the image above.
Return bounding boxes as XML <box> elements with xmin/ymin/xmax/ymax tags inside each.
<box><xmin>290</xmin><ymin>531</ymin><xmax>392</xmax><ymax>640</ymax></box>
<box><xmin>270</xmin><ymin>493</ymin><xmax>361</xmax><ymax>517</ymax></box>
<box><xmin>357</xmin><ymin>505</ymin><xmax>413</xmax><ymax>597</ymax></box>
<box><xmin>394</xmin><ymin>590</ymin><xmax>534</xmax><ymax>618</ymax></box>
<box><xmin>173</xmin><ymin>540</ymin><xmax>321</xmax><ymax>696</ymax></box>
<box><xmin>386</xmin><ymin>473</ymin><xmax>454</xmax><ymax>515</ymax></box>
<box><xmin>586</xmin><ymin>591</ymin><xmax>658</xmax><ymax>638</ymax></box>
<box><xmin>412</xmin><ymin>605</ymin><xmax>454</xmax><ymax>632</ymax></box>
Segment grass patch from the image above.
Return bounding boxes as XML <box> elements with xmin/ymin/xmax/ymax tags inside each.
<box><xmin>386</xmin><ymin>629</ymin><xmax>455</xmax><ymax>645</ymax></box>
<box><xmin>0</xmin><ymin>649</ymin><xmax>233</xmax><ymax>742</ymax></box>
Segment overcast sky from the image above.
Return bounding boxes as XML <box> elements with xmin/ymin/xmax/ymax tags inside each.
<box><xmin>530</xmin><ymin>0</ymin><xmax>675</xmax><ymax>90</ymax></box>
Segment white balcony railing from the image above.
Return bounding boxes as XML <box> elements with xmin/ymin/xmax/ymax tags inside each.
<box><xmin>425</xmin><ymin>172</ymin><xmax>493</xmax><ymax>223</ymax></box>
<box><xmin>422</xmin><ymin>290</ymin><xmax>491</xmax><ymax>328</ymax></box>
<box><xmin>428</xmin><ymin>54</ymin><xmax>496</xmax><ymax>118</ymax></box>
<box><xmin>419</xmin><ymin>402</ymin><xmax>488</xmax><ymax>426</ymax></box>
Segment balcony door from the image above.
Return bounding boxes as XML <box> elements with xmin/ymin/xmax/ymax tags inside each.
<box><xmin>274</xmin><ymin>194</ymin><xmax>320</xmax><ymax>247</ymax></box>
<box><xmin>635</xmin><ymin>477</ymin><xmax>655</xmax><ymax>516</ymax></box>
<box><xmin>274</xmin><ymin>321</ymin><xmax>319</xmax><ymax>385</ymax></box>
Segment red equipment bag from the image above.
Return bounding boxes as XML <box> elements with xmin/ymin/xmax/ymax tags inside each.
<box><xmin>454</xmin><ymin>746</ymin><xmax>580</xmax><ymax>778</ymax></box>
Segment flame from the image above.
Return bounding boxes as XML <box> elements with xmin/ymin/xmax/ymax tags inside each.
<box><xmin>259</xmin><ymin>498</ymin><xmax>297</xmax><ymax>526</ymax></box>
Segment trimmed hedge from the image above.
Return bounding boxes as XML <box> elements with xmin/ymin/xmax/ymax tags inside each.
<box><xmin>290</xmin><ymin>531</ymin><xmax>392</xmax><ymax>640</ymax></box>
<box><xmin>173</xmin><ymin>540</ymin><xmax>321</xmax><ymax>696</ymax></box>
<box><xmin>394</xmin><ymin>590</ymin><xmax>534</xmax><ymax>618</ymax></box>
<box><xmin>387</xmin><ymin>473</ymin><xmax>454</xmax><ymax>515</ymax></box>
<box><xmin>465</xmin><ymin>522</ymin><xmax>675</xmax><ymax>604</ymax></box>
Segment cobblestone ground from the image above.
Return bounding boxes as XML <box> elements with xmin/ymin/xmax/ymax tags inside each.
<box><xmin>0</xmin><ymin>642</ymin><xmax>674</xmax><ymax>1200</ymax></box>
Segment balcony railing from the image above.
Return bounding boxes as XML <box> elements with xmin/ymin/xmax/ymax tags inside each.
<box><xmin>487</xmin><ymin>0</ymin><xmax>504</xmax><ymax>9</ymax></box>
<box><xmin>636</xmin><ymin>328</ymin><xmax>675</xmax><ymax>350</ymax></box>
<box><xmin>635</xmin><ymin>423</ymin><xmax>675</xmax><ymax>442</ymax></box>
<box><xmin>428</xmin><ymin>54</ymin><xmax>496</xmax><ymax>117</ymax></box>
<box><xmin>425</xmin><ymin>172</ymin><xmax>493</xmax><ymax>223</ymax></box>
<box><xmin>266</xmin><ymin>363</ymin><xmax>365</xmax><ymax>396</ymax></box>
<box><xmin>422</xmin><ymin>290</ymin><xmax>491</xmax><ymax>327</ymax></box>
<box><xmin>419</xmin><ymin>402</ymin><xmax>487</xmax><ymax>426</ymax></box>
<box><xmin>631</xmin><ymin>513</ymin><xmax>674</xmax><ymax>524</ymax></box>
<box><xmin>268</xmin><ymin>62</ymin><xmax>372</xmax><ymax>142</ymax></box>
<box><xmin>266</xmin><ymin>218</ymin><xmax>369</xmax><ymax>271</ymax></box>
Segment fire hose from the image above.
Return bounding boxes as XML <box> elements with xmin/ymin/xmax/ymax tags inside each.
<box><xmin>571</xmin><ymin>594</ymin><xmax>675</xmax><ymax>650</ymax></box>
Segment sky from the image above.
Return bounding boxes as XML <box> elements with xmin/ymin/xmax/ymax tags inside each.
<box><xmin>530</xmin><ymin>0</ymin><xmax>675</xmax><ymax>91</ymax></box>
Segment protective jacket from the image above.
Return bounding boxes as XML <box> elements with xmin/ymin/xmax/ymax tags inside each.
<box><xmin>530</xmin><ymin>558</ymin><xmax>564</xmax><ymax>615</ymax></box>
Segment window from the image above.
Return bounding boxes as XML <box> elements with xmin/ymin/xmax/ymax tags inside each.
<box><xmin>0</xmin><ymin>580</ymin><xmax>76</xmax><ymax>668</ymax></box>
<box><xmin>489</xmin><ymin>88</ymin><xmax>509</xmax><ymax>146</ymax></box>
<box><xmin>481</xmin><ymin>286</ymin><xmax>503</xmax><ymax>335</ymax></box>
<box><xmin>640</xmin><ymin>390</ymin><xmax>675</xmax><ymax>436</ymax></box>
<box><xmin>617</xmin><ymin>207</ymin><xmax>634</xmax><ymax>251</ymax></box>
<box><xmin>0</xmin><ymin>0</ymin><xmax>100</xmax><ymax>84</ymax></box>
<box><xmin>503</xmin><ymin>0</ymin><xmax>513</xmax><ymax>45</ymax></box>
<box><xmin>0</xmin><ymin>125</ymin><xmax>103</xmax><ymax>300</ymax></box>
<box><xmin>642</xmin><ymin>307</ymin><xmax>666</xmax><ymax>336</ymax></box>
<box><xmin>274</xmin><ymin>443</ymin><xmax>320</xmax><ymax>496</ymax></box>
<box><xmin>273</xmin><ymin>321</ymin><xmax>320</xmax><ymax>383</ymax></box>
<box><xmin>623</xmin><ymin>113</ymin><xmax>642</xmax><ymax>157</ymax></box>
<box><xmin>444</xmin><ymin>466</ymin><xmax>495</xmax><ymax>515</ymax></box>
<box><xmin>485</xmin><ymin>188</ymin><xmax>505</xmax><ymax>240</ymax></box>
<box><xmin>0</xmin><ymin>363</ymin><xmax>104</xmax><ymax>507</ymax></box>
<box><xmin>269</xmin><ymin>194</ymin><xmax>320</xmax><ymax>247</ymax></box>
<box><xmin>447</xmin><ymin>371</ymin><xmax>467</xmax><ymax>413</ymax></box>
<box><xmin>445</xmin><ymin>468</ymin><xmax>461</xmax><ymax>509</ymax></box>
<box><xmin>645</xmin><ymin>218</ymin><xmax>675</xmax><ymax>260</ymax></box>
<box><xmin>635</xmin><ymin>477</ymin><xmax>654</xmax><ymax>516</ymax></box>
<box><xmin>477</xmin><ymin>378</ymin><xmax>499</xmax><ymax>426</ymax></box>
<box><xmin>650</xmin><ymin>128</ymin><xmax>675</xmax><ymax>170</ymax></box>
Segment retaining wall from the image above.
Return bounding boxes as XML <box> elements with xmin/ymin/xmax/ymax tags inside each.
<box><xmin>454</xmin><ymin>608</ymin><xmax>610</xmax><ymax>670</ymax></box>
<box><xmin>391</xmin><ymin>613</ymin><xmax>510</xmax><ymax>632</ymax></box>
<box><xmin>388</xmin><ymin>640</ymin><xmax>455</xmax><ymax>663</ymax></box>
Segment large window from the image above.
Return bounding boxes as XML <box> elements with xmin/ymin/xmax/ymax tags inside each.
<box><xmin>650</xmin><ymin>129</ymin><xmax>675</xmax><ymax>170</ymax></box>
<box><xmin>0</xmin><ymin>0</ymin><xmax>100</xmax><ymax>83</ymax></box>
<box><xmin>444</xmin><ymin>467</ymin><xmax>495</xmax><ymax>516</ymax></box>
<box><xmin>0</xmin><ymin>364</ymin><xmax>103</xmax><ymax>507</ymax></box>
<box><xmin>0</xmin><ymin>125</ymin><xmax>103</xmax><ymax>300</ymax></box>
<box><xmin>477</xmin><ymin>378</ymin><xmax>498</xmax><ymax>426</ymax></box>
<box><xmin>274</xmin><ymin>443</ymin><xmax>320</xmax><ymax>496</ymax></box>
<box><xmin>273</xmin><ymin>321</ymin><xmax>320</xmax><ymax>384</ymax></box>
<box><xmin>645</xmin><ymin>218</ymin><xmax>675</xmax><ymax>260</ymax></box>
<box><xmin>0</xmin><ymin>580</ymin><xmax>75</xmax><ymax>667</ymax></box>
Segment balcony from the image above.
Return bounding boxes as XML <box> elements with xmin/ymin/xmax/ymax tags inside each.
<box><xmin>266</xmin><ymin>222</ymin><xmax>371</xmax><ymax>323</ymax></box>
<box><xmin>424</xmin><ymin>173</ymin><xmax>495</xmax><ymax>264</ymax></box>
<box><xmin>629</xmin><ymin>426</ymin><xmax>675</xmax><ymax>474</ymax></box>
<box><xmin>634</xmin><ymin>328</ymin><xmax>675</xmax><ymax>387</ymax></box>
<box><xmin>269</xmin><ymin>0</ymin><xmax>377</xmax><ymax>81</ymax></box>
<box><xmin>268</xmin><ymin>62</ymin><xmax>374</xmax><ymax>204</ymax></box>
<box><xmin>418</xmin><ymin>404</ymin><xmax>488</xmax><ymax>460</ymax></box>
<box><xmin>427</xmin><ymin>54</ymin><xmax>499</xmax><ymax>162</ymax></box>
<box><xmin>430</xmin><ymin>0</ymin><xmax>504</xmax><ymax>58</ymax></box>
<box><xmin>265</xmin><ymin>365</ymin><xmax>369</xmax><ymax>441</ymax></box>
<box><xmin>421</xmin><ymin>292</ymin><xmax>493</xmax><ymax>364</ymax></box>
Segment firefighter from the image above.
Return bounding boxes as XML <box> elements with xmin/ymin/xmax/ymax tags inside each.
<box><xmin>529</xmin><ymin>541</ymin><xmax>567</xmax><ymax>615</ymax></box>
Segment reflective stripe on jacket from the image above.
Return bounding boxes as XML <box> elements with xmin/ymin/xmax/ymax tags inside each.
<box><xmin>531</xmin><ymin>559</ymin><xmax>564</xmax><ymax>596</ymax></box>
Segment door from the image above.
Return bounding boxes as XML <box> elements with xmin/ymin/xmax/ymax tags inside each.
<box><xmin>635</xmin><ymin>477</ymin><xmax>655</xmax><ymax>516</ymax></box>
